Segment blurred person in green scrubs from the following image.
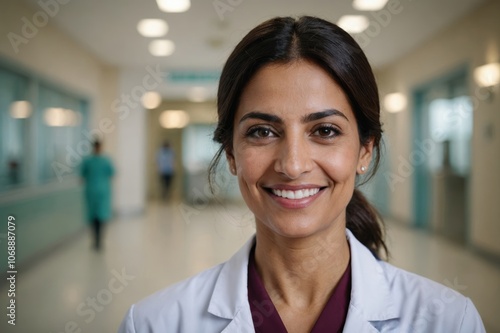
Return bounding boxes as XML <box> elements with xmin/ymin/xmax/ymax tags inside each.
<box><xmin>80</xmin><ymin>140</ymin><xmax>115</xmax><ymax>250</ymax></box>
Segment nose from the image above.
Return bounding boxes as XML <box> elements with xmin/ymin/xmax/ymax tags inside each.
<box><xmin>274</xmin><ymin>133</ymin><xmax>313</xmax><ymax>179</ymax></box>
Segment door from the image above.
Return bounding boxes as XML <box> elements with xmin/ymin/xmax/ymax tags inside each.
<box><xmin>413</xmin><ymin>68</ymin><xmax>472</xmax><ymax>244</ymax></box>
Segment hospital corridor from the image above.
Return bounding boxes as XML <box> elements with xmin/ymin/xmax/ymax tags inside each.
<box><xmin>1</xmin><ymin>204</ymin><xmax>500</xmax><ymax>332</ymax></box>
<box><xmin>1</xmin><ymin>0</ymin><xmax>500</xmax><ymax>332</ymax></box>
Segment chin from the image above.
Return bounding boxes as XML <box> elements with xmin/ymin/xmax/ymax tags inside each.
<box><xmin>261</xmin><ymin>215</ymin><xmax>330</xmax><ymax>239</ymax></box>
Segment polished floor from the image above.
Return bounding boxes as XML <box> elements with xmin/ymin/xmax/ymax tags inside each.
<box><xmin>1</xmin><ymin>202</ymin><xmax>499</xmax><ymax>333</ymax></box>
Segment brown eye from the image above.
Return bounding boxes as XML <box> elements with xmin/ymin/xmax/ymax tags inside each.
<box><xmin>257</xmin><ymin>128</ymin><xmax>271</xmax><ymax>137</ymax></box>
<box><xmin>313</xmin><ymin>125</ymin><xmax>340</xmax><ymax>138</ymax></box>
<box><xmin>319</xmin><ymin>128</ymin><xmax>333</xmax><ymax>136</ymax></box>
<box><xmin>246</xmin><ymin>126</ymin><xmax>276</xmax><ymax>138</ymax></box>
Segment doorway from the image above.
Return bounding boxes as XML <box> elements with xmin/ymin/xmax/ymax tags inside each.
<box><xmin>413</xmin><ymin>68</ymin><xmax>472</xmax><ymax>244</ymax></box>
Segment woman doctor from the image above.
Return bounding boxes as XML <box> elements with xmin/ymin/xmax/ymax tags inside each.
<box><xmin>118</xmin><ymin>16</ymin><xmax>485</xmax><ymax>332</ymax></box>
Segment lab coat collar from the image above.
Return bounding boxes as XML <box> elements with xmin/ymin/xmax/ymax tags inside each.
<box><xmin>344</xmin><ymin>229</ymin><xmax>399</xmax><ymax>330</ymax></box>
<box><xmin>208</xmin><ymin>229</ymin><xmax>399</xmax><ymax>330</ymax></box>
<box><xmin>208</xmin><ymin>236</ymin><xmax>255</xmax><ymax>321</ymax></box>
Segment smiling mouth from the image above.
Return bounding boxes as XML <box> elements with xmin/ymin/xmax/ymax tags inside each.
<box><xmin>266</xmin><ymin>187</ymin><xmax>325</xmax><ymax>200</ymax></box>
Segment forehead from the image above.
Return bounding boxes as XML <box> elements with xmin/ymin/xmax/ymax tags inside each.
<box><xmin>236</xmin><ymin>60</ymin><xmax>355</xmax><ymax>121</ymax></box>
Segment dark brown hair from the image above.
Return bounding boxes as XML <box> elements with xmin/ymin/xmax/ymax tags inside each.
<box><xmin>209</xmin><ymin>16</ymin><xmax>387</xmax><ymax>257</ymax></box>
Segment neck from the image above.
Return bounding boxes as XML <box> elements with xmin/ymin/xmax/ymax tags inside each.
<box><xmin>254</xmin><ymin>222</ymin><xmax>350</xmax><ymax>310</ymax></box>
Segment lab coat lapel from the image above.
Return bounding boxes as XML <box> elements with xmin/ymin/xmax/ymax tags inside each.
<box><xmin>343</xmin><ymin>305</ymin><xmax>383</xmax><ymax>333</ymax></box>
<box><xmin>208</xmin><ymin>236</ymin><xmax>256</xmax><ymax>332</ymax></box>
<box><xmin>220</xmin><ymin>309</ymin><xmax>255</xmax><ymax>333</ymax></box>
<box><xmin>344</xmin><ymin>229</ymin><xmax>399</xmax><ymax>332</ymax></box>
<box><xmin>208</xmin><ymin>231</ymin><xmax>400</xmax><ymax>332</ymax></box>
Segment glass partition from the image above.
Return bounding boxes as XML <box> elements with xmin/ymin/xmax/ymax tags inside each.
<box><xmin>37</xmin><ymin>83</ymin><xmax>88</xmax><ymax>183</ymax></box>
<box><xmin>0</xmin><ymin>67</ymin><xmax>31</xmax><ymax>189</ymax></box>
<box><xmin>0</xmin><ymin>62</ymin><xmax>89</xmax><ymax>191</ymax></box>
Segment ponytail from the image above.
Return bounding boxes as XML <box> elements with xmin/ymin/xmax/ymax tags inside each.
<box><xmin>346</xmin><ymin>189</ymin><xmax>388</xmax><ymax>259</ymax></box>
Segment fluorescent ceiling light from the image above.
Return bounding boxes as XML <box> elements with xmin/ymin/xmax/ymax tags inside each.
<box><xmin>337</xmin><ymin>15</ymin><xmax>369</xmax><ymax>34</ymax></box>
<box><xmin>142</xmin><ymin>91</ymin><xmax>162</xmax><ymax>109</ymax></box>
<box><xmin>384</xmin><ymin>93</ymin><xmax>407</xmax><ymax>113</ymax></box>
<box><xmin>187</xmin><ymin>87</ymin><xmax>208</xmax><ymax>102</ymax></box>
<box><xmin>474</xmin><ymin>63</ymin><xmax>500</xmax><ymax>87</ymax></box>
<box><xmin>137</xmin><ymin>19</ymin><xmax>168</xmax><ymax>37</ymax></box>
<box><xmin>353</xmin><ymin>0</ymin><xmax>389</xmax><ymax>11</ymax></box>
<box><xmin>159</xmin><ymin>110</ymin><xmax>190</xmax><ymax>128</ymax></box>
<box><xmin>156</xmin><ymin>0</ymin><xmax>191</xmax><ymax>13</ymax></box>
<box><xmin>9</xmin><ymin>101</ymin><xmax>32</xmax><ymax>119</ymax></box>
<box><xmin>149</xmin><ymin>40</ymin><xmax>175</xmax><ymax>57</ymax></box>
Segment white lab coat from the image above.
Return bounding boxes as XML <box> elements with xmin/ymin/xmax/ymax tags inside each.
<box><xmin>118</xmin><ymin>229</ymin><xmax>486</xmax><ymax>332</ymax></box>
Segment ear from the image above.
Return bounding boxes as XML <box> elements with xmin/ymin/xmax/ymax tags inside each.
<box><xmin>226</xmin><ymin>149</ymin><xmax>237</xmax><ymax>175</ymax></box>
<box><xmin>357</xmin><ymin>139</ymin><xmax>374</xmax><ymax>174</ymax></box>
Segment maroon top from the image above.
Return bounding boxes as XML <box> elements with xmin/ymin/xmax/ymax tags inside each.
<box><xmin>248</xmin><ymin>246</ymin><xmax>351</xmax><ymax>333</ymax></box>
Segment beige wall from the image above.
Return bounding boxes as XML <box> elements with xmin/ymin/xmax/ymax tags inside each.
<box><xmin>377</xmin><ymin>0</ymin><xmax>500</xmax><ymax>256</ymax></box>
<box><xmin>0</xmin><ymin>0</ymin><xmax>119</xmax><ymax>198</ymax></box>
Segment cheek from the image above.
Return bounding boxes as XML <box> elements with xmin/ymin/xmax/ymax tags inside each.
<box><xmin>234</xmin><ymin>145</ymin><xmax>266</xmax><ymax>182</ymax></box>
<box><xmin>320</xmin><ymin>146</ymin><xmax>359</xmax><ymax>181</ymax></box>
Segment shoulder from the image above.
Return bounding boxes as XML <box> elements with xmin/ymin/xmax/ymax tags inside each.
<box><xmin>346</xmin><ymin>229</ymin><xmax>484</xmax><ymax>332</ymax></box>
<box><xmin>380</xmin><ymin>261</ymin><xmax>484</xmax><ymax>331</ymax></box>
<box><xmin>381</xmin><ymin>261</ymin><xmax>463</xmax><ymax>304</ymax></box>
<box><xmin>96</xmin><ymin>155</ymin><xmax>113</xmax><ymax>166</ymax></box>
<box><xmin>120</xmin><ymin>263</ymin><xmax>224</xmax><ymax>332</ymax></box>
<box><xmin>119</xmin><ymin>237</ymin><xmax>256</xmax><ymax>333</ymax></box>
<box><xmin>81</xmin><ymin>156</ymin><xmax>93</xmax><ymax>168</ymax></box>
<box><xmin>99</xmin><ymin>154</ymin><xmax>112</xmax><ymax>161</ymax></box>
<box><xmin>104</xmin><ymin>156</ymin><xmax>114</xmax><ymax>165</ymax></box>
<box><xmin>138</xmin><ymin>263</ymin><xmax>223</xmax><ymax>313</ymax></box>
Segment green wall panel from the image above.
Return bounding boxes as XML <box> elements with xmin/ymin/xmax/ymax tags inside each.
<box><xmin>0</xmin><ymin>187</ymin><xmax>84</xmax><ymax>273</ymax></box>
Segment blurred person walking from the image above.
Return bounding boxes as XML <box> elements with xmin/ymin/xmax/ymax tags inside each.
<box><xmin>156</xmin><ymin>141</ymin><xmax>175</xmax><ymax>201</ymax></box>
<box><xmin>80</xmin><ymin>140</ymin><xmax>115</xmax><ymax>250</ymax></box>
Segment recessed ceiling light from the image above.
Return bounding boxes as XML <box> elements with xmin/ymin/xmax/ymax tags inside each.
<box><xmin>353</xmin><ymin>0</ymin><xmax>389</xmax><ymax>11</ymax></box>
<box><xmin>337</xmin><ymin>15</ymin><xmax>370</xmax><ymax>34</ymax></box>
<box><xmin>474</xmin><ymin>63</ymin><xmax>500</xmax><ymax>87</ymax></box>
<box><xmin>149</xmin><ymin>40</ymin><xmax>175</xmax><ymax>57</ymax></box>
<box><xmin>142</xmin><ymin>91</ymin><xmax>162</xmax><ymax>109</ymax></box>
<box><xmin>384</xmin><ymin>93</ymin><xmax>407</xmax><ymax>113</ymax></box>
<box><xmin>156</xmin><ymin>0</ymin><xmax>191</xmax><ymax>13</ymax></box>
<box><xmin>137</xmin><ymin>19</ymin><xmax>168</xmax><ymax>38</ymax></box>
<box><xmin>159</xmin><ymin>110</ymin><xmax>190</xmax><ymax>129</ymax></box>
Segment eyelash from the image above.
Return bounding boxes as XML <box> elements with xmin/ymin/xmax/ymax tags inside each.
<box><xmin>245</xmin><ymin>124</ymin><xmax>341</xmax><ymax>139</ymax></box>
<box><xmin>246</xmin><ymin>126</ymin><xmax>276</xmax><ymax>138</ymax></box>
<box><xmin>312</xmin><ymin>124</ymin><xmax>341</xmax><ymax>138</ymax></box>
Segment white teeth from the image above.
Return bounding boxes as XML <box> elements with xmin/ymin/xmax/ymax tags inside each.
<box><xmin>271</xmin><ymin>188</ymin><xmax>320</xmax><ymax>199</ymax></box>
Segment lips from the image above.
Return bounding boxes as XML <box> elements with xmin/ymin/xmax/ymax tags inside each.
<box><xmin>271</xmin><ymin>188</ymin><xmax>320</xmax><ymax>199</ymax></box>
<box><xmin>263</xmin><ymin>185</ymin><xmax>325</xmax><ymax>209</ymax></box>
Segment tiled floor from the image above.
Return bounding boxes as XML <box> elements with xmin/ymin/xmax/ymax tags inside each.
<box><xmin>1</xmin><ymin>202</ymin><xmax>499</xmax><ymax>332</ymax></box>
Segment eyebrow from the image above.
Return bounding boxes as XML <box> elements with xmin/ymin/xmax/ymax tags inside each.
<box><xmin>302</xmin><ymin>109</ymin><xmax>349</xmax><ymax>122</ymax></box>
<box><xmin>239</xmin><ymin>109</ymin><xmax>348</xmax><ymax>124</ymax></box>
<box><xmin>239</xmin><ymin>112</ymin><xmax>283</xmax><ymax>124</ymax></box>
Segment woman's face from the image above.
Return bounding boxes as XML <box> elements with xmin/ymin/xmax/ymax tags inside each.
<box><xmin>228</xmin><ymin>60</ymin><xmax>373</xmax><ymax>239</ymax></box>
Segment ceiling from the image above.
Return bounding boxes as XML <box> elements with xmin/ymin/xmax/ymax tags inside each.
<box><xmin>24</xmin><ymin>0</ymin><xmax>487</xmax><ymax>99</ymax></box>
